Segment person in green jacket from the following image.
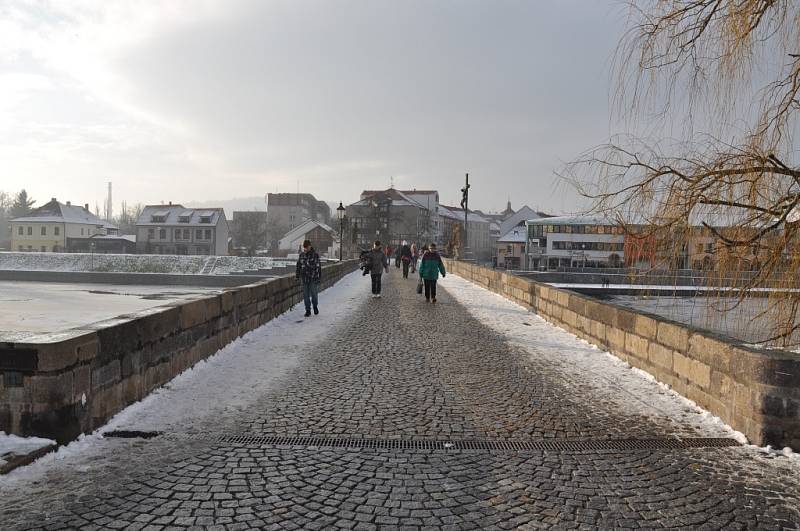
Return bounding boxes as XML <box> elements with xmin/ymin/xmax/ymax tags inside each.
<box><xmin>418</xmin><ymin>243</ymin><xmax>446</xmax><ymax>303</ymax></box>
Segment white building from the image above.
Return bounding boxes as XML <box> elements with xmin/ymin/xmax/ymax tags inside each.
<box><xmin>499</xmin><ymin>205</ymin><xmax>545</xmax><ymax>237</ymax></box>
<box><xmin>10</xmin><ymin>198</ymin><xmax>118</xmax><ymax>253</ymax></box>
<box><xmin>136</xmin><ymin>204</ymin><xmax>229</xmax><ymax>255</ymax></box>
<box><xmin>525</xmin><ymin>215</ymin><xmax>624</xmax><ymax>270</ymax></box>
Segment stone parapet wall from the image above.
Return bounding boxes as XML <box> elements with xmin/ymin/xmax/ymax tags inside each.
<box><xmin>0</xmin><ymin>261</ymin><xmax>358</xmax><ymax>443</ymax></box>
<box><xmin>446</xmin><ymin>259</ymin><xmax>800</xmax><ymax>449</ymax></box>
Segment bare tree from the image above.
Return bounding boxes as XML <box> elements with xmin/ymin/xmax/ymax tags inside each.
<box><xmin>564</xmin><ymin>1</ymin><xmax>800</xmax><ymax>346</ymax></box>
<box><xmin>0</xmin><ymin>191</ymin><xmax>12</xmax><ymax>248</ymax></box>
<box><xmin>232</xmin><ymin>212</ymin><xmax>268</xmax><ymax>256</ymax></box>
<box><xmin>113</xmin><ymin>202</ymin><xmax>144</xmax><ymax>234</ymax></box>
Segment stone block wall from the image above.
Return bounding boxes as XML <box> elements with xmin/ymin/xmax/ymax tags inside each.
<box><xmin>446</xmin><ymin>259</ymin><xmax>800</xmax><ymax>449</ymax></box>
<box><xmin>0</xmin><ymin>261</ymin><xmax>358</xmax><ymax>443</ymax></box>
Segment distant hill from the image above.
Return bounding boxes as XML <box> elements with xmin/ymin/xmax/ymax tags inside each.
<box><xmin>185</xmin><ymin>196</ymin><xmax>339</xmax><ymax>218</ymax></box>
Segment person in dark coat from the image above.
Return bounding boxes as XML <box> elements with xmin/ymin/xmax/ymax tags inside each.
<box><xmin>368</xmin><ymin>240</ymin><xmax>389</xmax><ymax>298</ymax></box>
<box><xmin>295</xmin><ymin>240</ymin><xmax>322</xmax><ymax>317</ymax></box>
<box><xmin>360</xmin><ymin>249</ymin><xmax>372</xmax><ymax>276</ymax></box>
<box><xmin>400</xmin><ymin>241</ymin><xmax>413</xmax><ymax>278</ymax></box>
<box><xmin>418</xmin><ymin>243</ymin><xmax>446</xmax><ymax>303</ymax></box>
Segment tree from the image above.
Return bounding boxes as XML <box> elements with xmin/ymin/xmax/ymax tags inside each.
<box><xmin>10</xmin><ymin>189</ymin><xmax>35</xmax><ymax>218</ymax></box>
<box><xmin>113</xmin><ymin>202</ymin><xmax>143</xmax><ymax>234</ymax></box>
<box><xmin>232</xmin><ymin>212</ymin><xmax>268</xmax><ymax>256</ymax></box>
<box><xmin>0</xmin><ymin>191</ymin><xmax>12</xmax><ymax>248</ymax></box>
<box><xmin>565</xmin><ymin>1</ymin><xmax>800</xmax><ymax>346</ymax></box>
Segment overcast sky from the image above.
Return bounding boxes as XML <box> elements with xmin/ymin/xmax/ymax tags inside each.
<box><xmin>1</xmin><ymin>0</ymin><xmax>625</xmax><ymax>215</ymax></box>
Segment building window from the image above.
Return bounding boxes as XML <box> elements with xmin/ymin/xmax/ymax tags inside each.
<box><xmin>3</xmin><ymin>371</ymin><xmax>23</xmax><ymax>388</ymax></box>
<box><xmin>81</xmin><ymin>228</ymin><xmax>84</xmax><ymax>236</ymax></box>
<box><xmin>175</xmin><ymin>228</ymin><xmax>181</xmax><ymax>239</ymax></box>
<box><xmin>27</xmin><ymin>226</ymin><xmax>32</xmax><ymax>235</ymax></box>
<box><xmin>196</xmin><ymin>229</ymin><xmax>202</xmax><ymax>239</ymax></box>
<box><xmin>54</xmin><ymin>226</ymin><xmax>60</xmax><ymax>236</ymax></box>
<box><xmin>17</xmin><ymin>226</ymin><xmax>22</xmax><ymax>235</ymax></box>
<box><xmin>41</xmin><ymin>226</ymin><xmax>46</xmax><ymax>236</ymax></box>
<box><xmin>148</xmin><ymin>228</ymin><xmax>155</xmax><ymax>239</ymax></box>
<box><xmin>159</xmin><ymin>228</ymin><xmax>166</xmax><ymax>239</ymax></box>
<box><xmin>27</xmin><ymin>245</ymin><xmax>32</xmax><ymax>251</ymax></box>
<box><xmin>205</xmin><ymin>229</ymin><xmax>211</xmax><ymax>240</ymax></box>
<box><xmin>183</xmin><ymin>229</ymin><xmax>190</xmax><ymax>240</ymax></box>
<box><xmin>18</xmin><ymin>246</ymin><xmax>23</xmax><ymax>251</ymax></box>
<box><xmin>41</xmin><ymin>246</ymin><xmax>46</xmax><ymax>252</ymax></box>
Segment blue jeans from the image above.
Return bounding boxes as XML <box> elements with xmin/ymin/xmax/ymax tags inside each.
<box><xmin>303</xmin><ymin>282</ymin><xmax>319</xmax><ymax>312</ymax></box>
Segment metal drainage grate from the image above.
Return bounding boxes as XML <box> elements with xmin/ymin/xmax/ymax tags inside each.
<box><xmin>214</xmin><ymin>435</ymin><xmax>741</xmax><ymax>452</ymax></box>
<box><xmin>104</xmin><ymin>430</ymin><xmax>163</xmax><ymax>439</ymax></box>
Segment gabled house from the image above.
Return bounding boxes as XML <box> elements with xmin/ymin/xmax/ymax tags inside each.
<box><xmin>347</xmin><ymin>188</ymin><xmax>436</xmax><ymax>249</ymax></box>
<box><xmin>135</xmin><ymin>204</ymin><xmax>229</xmax><ymax>255</ymax></box>
<box><xmin>277</xmin><ymin>219</ymin><xmax>337</xmax><ymax>257</ymax></box>
<box><xmin>496</xmin><ymin>226</ymin><xmax>527</xmax><ymax>269</ymax></box>
<box><xmin>10</xmin><ymin>198</ymin><xmax>118</xmax><ymax>253</ymax></box>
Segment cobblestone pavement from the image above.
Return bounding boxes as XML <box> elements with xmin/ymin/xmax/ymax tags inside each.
<box><xmin>3</xmin><ymin>272</ymin><xmax>800</xmax><ymax>529</ymax></box>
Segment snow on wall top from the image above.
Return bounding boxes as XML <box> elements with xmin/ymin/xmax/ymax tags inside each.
<box><xmin>0</xmin><ymin>252</ymin><xmax>295</xmax><ymax>275</ymax></box>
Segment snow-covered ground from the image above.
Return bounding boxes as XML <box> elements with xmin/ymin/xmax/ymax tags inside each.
<box><xmin>445</xmin><ymin>273</ymin><xmax>799</xmax><ymax>463</ymax></box>
<box><xmin>0</xmin><ymin>281</ymin><xmax>219</xmax><ymax>335</ymax></box>
<box><xmin>0</xmin><ymin>252</ymin><xmax>295</xmax><ymax>275</ymax></box>
<box><xmin>0</xmin><ymin>271</ymin><xmax>363</xmax><ymax>487</ymax></box>
<box><xmin>0</xmin><ymin>433</ymin><xmax>55</xmax><ymax>468</ymax></box>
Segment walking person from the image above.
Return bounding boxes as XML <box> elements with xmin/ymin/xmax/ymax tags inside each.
<box><xmin>419</xmin><ymin>243</ymin><xmax>446</xmax><ymax>303</ymax></box>
<box><xmin>295</xmin><ymin>239</ymin><xmax>322</xmax><ymax>317</ymax></box>
<box><xmin>400</xmin><ymin>240</ymin><xmax>413</xmax><ymax>279</ymax></box>
<box><xmin>368</xmin><ymin>240</ymin><xmax>389</xmax><ymax>298</ymax></box>
<box><xmin>410</xmin><ymin>243</ymin><xmax>418</xmax><ymax>273</ymax></box>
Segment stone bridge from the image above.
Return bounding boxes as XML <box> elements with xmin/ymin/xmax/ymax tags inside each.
<box><xmin>2</xmin><ymin>268</ymin><xmax>800</xmax><ymax>529</ymax></box>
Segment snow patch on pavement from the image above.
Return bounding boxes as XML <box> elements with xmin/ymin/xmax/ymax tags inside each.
<box><xmin>445</xmin><ymin>274</ymin><xmax>799</xmax><ymax>464</ymax></box>
<box><xmin>0</xmin><ymin>433</ymin><xmax>55</xmax><ymax>468</ymax></box>
<box><xmin>0</xmin><ymin>271</ymin><xmax>364</xmax><ymax>484</ymax></box>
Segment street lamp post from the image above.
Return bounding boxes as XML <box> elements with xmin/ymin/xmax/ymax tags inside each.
<box><xmin>337</xmin><ymin>202</ymin><xmax>346</xmax><ymax>261</ymax></box>
<box><xmin>90</xmin><ymin>242</ymin><xmax>95</xmax><ymax>270</ymax></box>
<box><xmin>264</xmin><ymin>194</ymin><xmax>269</xmax><ymax>256</ymax></box>
<box><xmin>460</xmin><ymin>173</ymin><xmax>470</xmax><ymax>259</ymax></box>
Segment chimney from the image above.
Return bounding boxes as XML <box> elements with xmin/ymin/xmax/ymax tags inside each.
<box><xmin>51</xmin><ymin>197</ymin><xmax>57</xmax><ymax>202</ymax></box>
<box><xmin>85</xmin><ymin>203</ymin><xmax>89</xmax><ymax>210</ymax></box>
<box><xmin>169</xmin><ymin>201</ymin><xmax>172</xmax><ymax>205</ymax></box>
<box><xmin>66</xmin><ymin>201</ymin><xmax>71</xmax><ymax>206</ymax></box>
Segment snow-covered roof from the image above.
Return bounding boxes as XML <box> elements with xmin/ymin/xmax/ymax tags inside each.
<box><xmin>278</xmin><ymin>219</ymin><xmax>336</xmax><ymax>247</ymax></box>
<box><xmin>441</xmin><ymin>206</ymin><xmax>490</xmax><ymax>224</ymax></box>
<box><xmin>352</xmin><ymin>189</ymin><xmax>429</xmax><ymax>210</ymax></box>
<box><xmin>526</xmin><ymin>215</ymin><xmax>616</xmax><ymax>226</ymax></box>
<box><xmin>89</xmin><ymin>234</ymin><xmax>136</xmax><ymax>242</ymax></box>
<box><xmin>11</xmin><ymin>199</ymin><xmax>117</xmax><ymax>230</ymax></box>
<box><xmin>137</xmin><ymin>205</ymin><xmax>226</xmax><ymax>227</ymax></box>
<box><xmin>437</xmin><ymin>206</ymin><xmax>463</xmax><ymax>220</ymax></box>
<box><xmin>498</xmin><ymin>226</ymin><xmax>527</xmax><ymax>243</ymax></box>
<box><xmin>500</xmin><ymin>206</ymin><xmax>543</xmax><ymax>236</ymax></box>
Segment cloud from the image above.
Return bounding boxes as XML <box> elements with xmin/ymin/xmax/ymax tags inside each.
<box><xmin>0</xmin><ymin>0</ymin><xmax>623</xmax><ymax>214</ymax></box>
